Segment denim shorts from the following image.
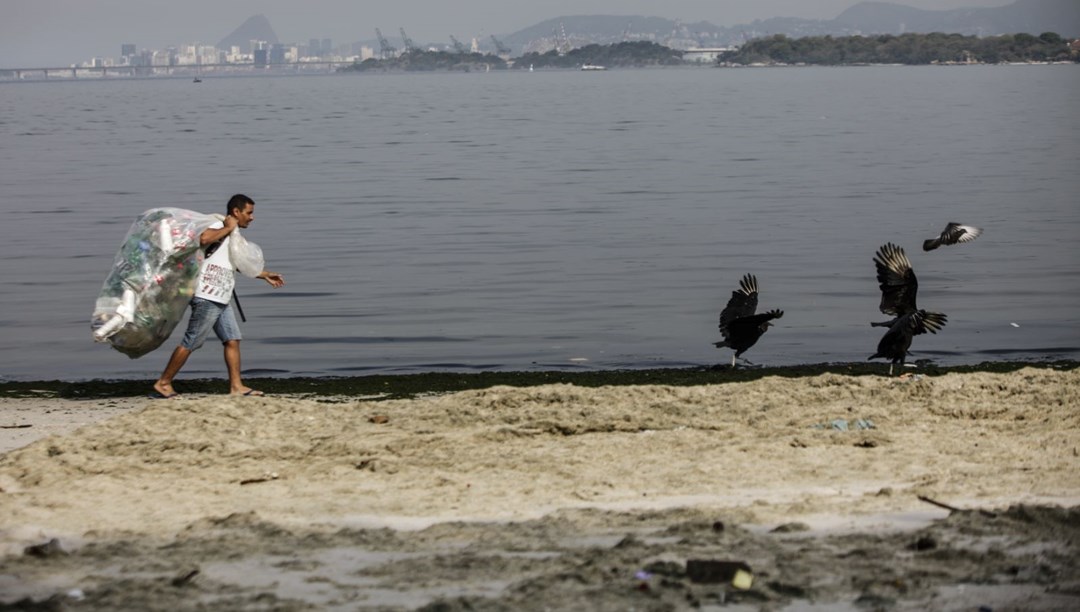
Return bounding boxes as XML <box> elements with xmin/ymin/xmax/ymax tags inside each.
<box><xmin>180</xmin><ymin>297</ymin><xmax>242</xmax><ymax>350</ymax></box>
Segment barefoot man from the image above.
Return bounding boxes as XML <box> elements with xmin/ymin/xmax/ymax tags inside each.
<box><xmin>152</xmin><ymin>194</ymin><xmax>285</xmax><ymax>398</ymax></box>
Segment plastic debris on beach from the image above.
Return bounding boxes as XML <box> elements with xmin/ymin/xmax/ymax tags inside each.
<box><xmin>686</xmin><ymin>559</ymin><xmax>754</xmax><ymax>589</ymax></box>
<box><xmin>813</xmin><ymin>418</ymin><xmax>875</xmax><ymax>431</ymax></box>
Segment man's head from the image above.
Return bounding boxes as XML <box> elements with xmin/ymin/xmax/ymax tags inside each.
<box><xmin>226</xmin><ymin>194</ymin><xmax>255</xmax><ymax>228</ymax></box>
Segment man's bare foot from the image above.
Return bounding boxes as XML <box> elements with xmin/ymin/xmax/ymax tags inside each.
<box><xmin>152</xmin><ymin>382</ymin><xmax>179</xmax><ymax>398</ymax></box>
<box><xmin>231</xmin><ymin>388</ymin><xmax>264</xmax><ymax>397</ymax></box>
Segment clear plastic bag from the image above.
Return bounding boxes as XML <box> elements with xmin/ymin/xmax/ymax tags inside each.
<box><xmin>229</xmin><ymin>228</ymin><xmax>264</xmax><ymax>279</ymax></box>
<box><xmin>91</xmin><ymin>208</ymin><xmax>220</xmax><ymax>358</ymax></box>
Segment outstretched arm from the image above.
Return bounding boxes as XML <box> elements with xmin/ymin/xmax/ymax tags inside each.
<box><xmin>257</xmin><ymin>270</ymin><xmax>285</xmax><ymax>288</ymax></box>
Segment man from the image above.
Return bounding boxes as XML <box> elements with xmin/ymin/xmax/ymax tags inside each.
<box><xmin>152</xmin><ymin>194</ymin><xmax>285</xmax><ymax>398</ymax></box>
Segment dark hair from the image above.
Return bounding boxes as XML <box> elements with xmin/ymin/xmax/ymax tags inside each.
<box><xmin>226</xmin><ymin>194</ymin><xmax>254</xmax><ymax>215</ymax></box>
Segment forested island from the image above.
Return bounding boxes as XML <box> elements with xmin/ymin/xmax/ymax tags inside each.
<box><xmin>338</xmin><ymin>41</ymin><xmax>684</xmax><ymax>73</ymax></box>
<box><xmin>343</xmin><ymin>49</ymin><xmax>507</xmax><ymax>72</ymax></box>
<box><xmin>338</xmin><ymin>33</ymin><xmax>1077</xmax><ymax>73</ymax></box>
<box><xmin>515</xmin><ymin>41</ymin><xmax>685</xmax><ymax>69</ymax></box>
<box><xmin>719</xmin><ymin>32</ymin><xmax>1077</xmax><ymax>66</ymax></box>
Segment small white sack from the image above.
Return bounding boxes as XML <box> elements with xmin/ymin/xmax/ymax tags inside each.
<box><xmin>229</xmin><ymin>227</ymin><xmax>264</xmax><ymax>279</ymax></box>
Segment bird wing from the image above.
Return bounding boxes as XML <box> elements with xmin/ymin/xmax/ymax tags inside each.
<box><xmin>941</xmin><ymin>222</ymin><xmax>983</xmax><ymax>245</ymax></box>
<box><xmin>729</xmin><ymin>309</ymin><xmax>784</xmax><ymax>331</ymax></box>
<box><xmin>873</xmin><ymin>243</ymin><xmax>918</xmax><ymax>316</ymax></box>
<box><xmin>912</xmin><ymin>310</ymin><xmax>947</xmax><ymax>336</ymax></box>
<box><xmin>719</xmin><ymin>273</ymin><xmax>758</xmax><ymax>337</ymax></box>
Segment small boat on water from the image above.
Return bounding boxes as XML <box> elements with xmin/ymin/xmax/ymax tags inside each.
<box><xmin>581</xmin><ymin>64</ymin><xmax>607</xmax><ymax>71</ymax></box>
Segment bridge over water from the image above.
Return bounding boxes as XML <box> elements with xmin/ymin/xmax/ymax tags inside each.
<box><xmin>0</xmin><ymin>61</ymin><xmax>353</xmax><ymax>81</ymax></box>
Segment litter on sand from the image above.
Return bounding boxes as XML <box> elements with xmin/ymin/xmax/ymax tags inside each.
<box><xmin>812</xmin><ymin>418</ymin><xmax>875</xmax><ymax>431</ymax></box>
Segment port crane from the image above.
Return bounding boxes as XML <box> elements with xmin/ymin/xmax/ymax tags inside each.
<box><xmin>374</xmin><ymin>28</ymin><xmax>396</xmax><ymax>59</ymax></box>
<box><xmin>400</xmin><ymin>28</ymin><xmax>418</xmax><ymax>53</ymax></box>
<box><xmin>449</xmin><ymin>35</ymin><xmax>466</xmax><ymax>54</ymax></box>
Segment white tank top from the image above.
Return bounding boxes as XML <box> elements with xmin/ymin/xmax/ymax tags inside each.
<box><xmin>194</xmin><ymin>223</ymin><xmax>236</xmax><ymax>304</ymax></box>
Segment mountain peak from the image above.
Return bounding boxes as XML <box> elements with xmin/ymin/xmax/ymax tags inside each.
<box><xmin>217</xmin><ymin>14</ymin><xmax>279</xmax><ymax>52</ymax></box>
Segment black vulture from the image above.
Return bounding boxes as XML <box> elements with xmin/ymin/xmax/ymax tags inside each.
<box><xmin>869</xmin><ymin>243</ymin><xmax>947</xmax><ymax>374</ymax></box>
<box><xmin>714</xmin><ymin>273</ymin><xmax>783</xmax><ymax>367</ymax></box>
<box><xmin>923</xmin><ymin>222</ymin><xmax>983</xmax><ymax>251</ymax></box>
<box><xmin>869</xmin><ymin>311</ymin><xmax>948</xmax><ymax>375</ymax></box>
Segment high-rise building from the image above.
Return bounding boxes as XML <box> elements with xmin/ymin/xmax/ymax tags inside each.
<box><xmin>269</xmin><ymin>44</ymin><xmax>286</xmax><ymax>64</ymax></box>
<box><xmin>121</xmin><ymin>44</ymin><xmax>136</xmax><ymax>57</ymax></box>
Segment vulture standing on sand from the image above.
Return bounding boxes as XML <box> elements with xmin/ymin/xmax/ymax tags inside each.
<box><xmin>923</xmin><ymin>222</ymin><xmax>983</xmax><ymax>251</ymax></box>
<box><xmin>714</xmin><ymin>273</ymin><xmax>783</xmax><ymax>367</ymax></box>
<box><xmin>869</xmin><ymin>243</ymin><xmax>947</xmax><ymax>374</ymax></box>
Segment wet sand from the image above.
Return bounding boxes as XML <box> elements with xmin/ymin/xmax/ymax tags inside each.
<box><xmin>1</xmin><ymin>367</ymin><xmax>1078</xmax><ymax>610</ymax></box>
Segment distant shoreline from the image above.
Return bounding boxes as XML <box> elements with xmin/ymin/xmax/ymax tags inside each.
<box><xmin>719</xmin><ymin>60</ymin><xmax>1080</xmax><ymax>67</ymax></box>
<box><xmin>2</xmin><ymin>60</ymin><xmax>1076</xmax><ymax>83</ymax></box>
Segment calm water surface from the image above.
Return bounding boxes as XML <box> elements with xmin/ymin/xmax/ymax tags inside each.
<box><xmin>1</xmin><ymin>66</ymin><xmax>1078</xmax><ymax>381</ymax></box>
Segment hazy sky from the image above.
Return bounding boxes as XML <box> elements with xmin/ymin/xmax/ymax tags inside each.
<box><xmin>2</xmin><ymin>0</ymin><xmax>1010</xmax><ymax>67</ymax></box>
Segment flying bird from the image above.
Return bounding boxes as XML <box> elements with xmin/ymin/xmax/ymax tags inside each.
<box><xmin>714</xmin><ymin>273</ymin><xmax>783</xmax><ymax>367</ymax></box>
<box><xmin>923</xmin><ymin>222</ymin><xmax>983</xmax><ymax>251</ymax></box>
<box><xmin>869</xmin><ymin>243</ymin><xmax>947</xmax><ymax>374</ymax></box>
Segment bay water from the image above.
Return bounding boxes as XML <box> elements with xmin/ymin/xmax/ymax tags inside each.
<box><xmin>1</xmin><ymin>65</ymin><xmax>1077</xmax><ymax>381</ymax></box>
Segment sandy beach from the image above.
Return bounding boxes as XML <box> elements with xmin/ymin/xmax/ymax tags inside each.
<box><xmin>1</xmin><ymin>366</ymin><xmax>1078</xmax><ymax>610</ymax></box>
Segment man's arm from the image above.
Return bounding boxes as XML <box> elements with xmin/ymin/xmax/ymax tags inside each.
<box><xmin>257</xmin><ymin>271</ymin><xmax>285</xmax><ymax>288</ymax></box>
<box><xmin>199</xmin><ymin>216</ymin><xmax>238</xmax><ymax>246</ymax></box>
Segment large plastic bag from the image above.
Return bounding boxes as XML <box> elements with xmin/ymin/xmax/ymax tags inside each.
<box><xmin>90</xmin><ymin>208</ymin><xmax>264</xmax><ymax>358</ymax></box>
<box><xmin>91</xmin><ymin>208</ymin><xmax>216</xmax><ymax>358</ymax></box>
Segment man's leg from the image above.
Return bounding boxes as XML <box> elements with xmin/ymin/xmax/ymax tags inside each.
<box><xmin>153</xmin><ymin>298</ymin><xmax>219</xmax><ymax>397</ymax></box>
<box><xmin>214</xmin><ymin>302</ymin><xmax>260</xmax><ymax>396</ymax></box>
<box><xmin>153</xmin><ymin>346</ymin><xmax>191</xmax><ymax>397</ymax></box>
<box><xmin>223</xmin><ymin>339</ymin><xmax>246</xmax><ymax>394</ymax></box>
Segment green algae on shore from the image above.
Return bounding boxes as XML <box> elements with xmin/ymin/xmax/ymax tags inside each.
<box><xmin>2</xmin><ymin>360</ymin><xmax>1076</xmax><ymax>401</ymax></box>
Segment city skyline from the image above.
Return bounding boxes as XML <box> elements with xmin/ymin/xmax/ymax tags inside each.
<box><xmin>2</xmin><ymin>0</ymin><xmax>1006</xmax><ymax>67</ymax></box>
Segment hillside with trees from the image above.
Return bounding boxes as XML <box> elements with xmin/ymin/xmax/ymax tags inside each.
<box><xmin>341</xmin><ymin>49</ymin><xmax>507</xmax><ymax>72</ymax></box>
<box><xmin>336</xmin><ymin>33</ymin><xmax>1077</xmax><ymax>74</ymax></box>
<box><xmin>720</xmin><ymin>32</ymin><xmax>1077</xmax><ymax>65</ymax></box>
<box><xmin>498</xmin><ymin>1</ymin><xmax>1080</xmax><ymax>53</ymax></box>
<box><xmin>339</xmin><ymin>41</ymin><xmax>683</xmax><ymax>73</ymax></box>
<box><xmin>513</xmin><ymin>41</ymin><xmax>684</xmax><ymax>69</ymax></box>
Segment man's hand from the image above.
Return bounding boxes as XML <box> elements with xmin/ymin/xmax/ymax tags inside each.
<box><xmin>223</xmin><ymin>215</ymin><xmax>239</xmax><ymax>231</ymax></box>
<box><xmin>259</xmin><ymin>271</ymin><xmax>285</xmax><ymax>288</ymax></box>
